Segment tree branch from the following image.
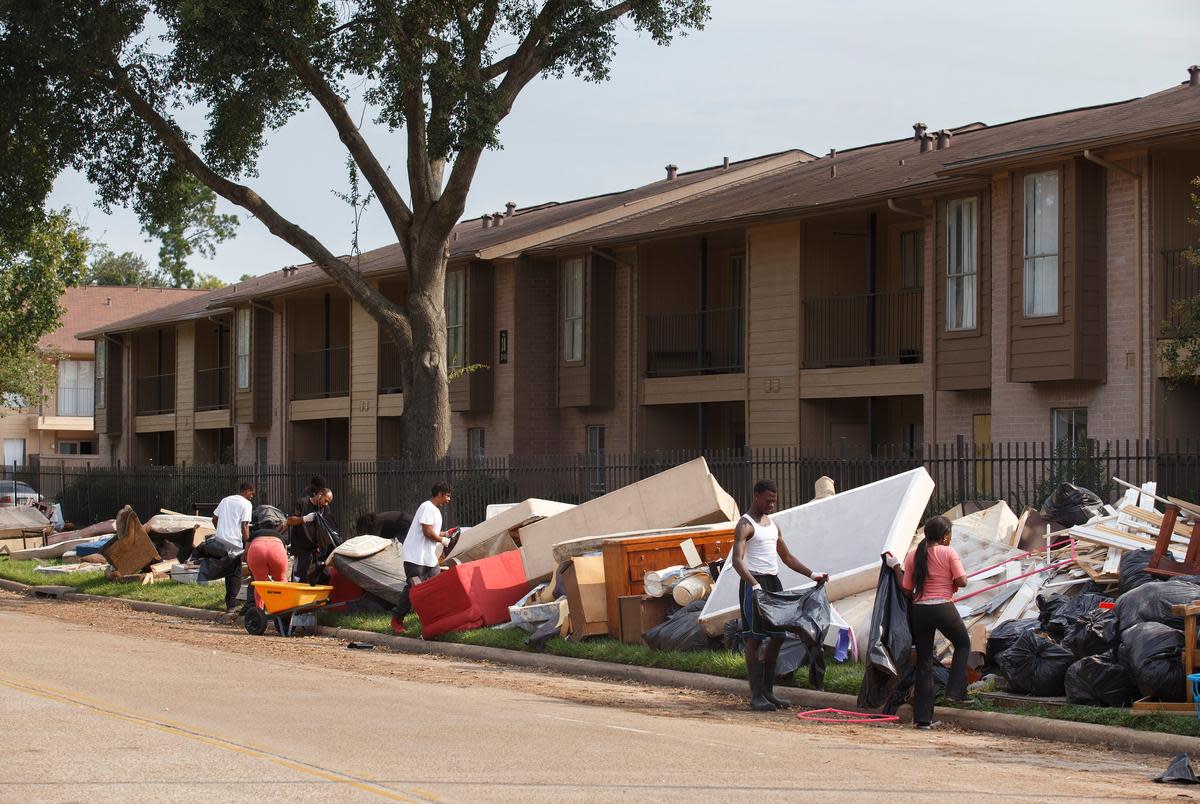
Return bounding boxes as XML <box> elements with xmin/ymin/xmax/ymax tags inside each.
<box><xmin>282</xmin><ymin>46</ymin><xmax>414</xmax><ymax>241</ymax></box>
<box><xmin>106</xmin><ymin>63</ymin><xmax>413</xmax><ymax>354</ymax></box>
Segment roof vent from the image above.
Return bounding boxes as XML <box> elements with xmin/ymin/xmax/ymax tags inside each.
<box><xmin>665</xmin><ymin>164</ymin><xmax>678</xmax><ymax>181</ymax></box>
<box><xmin>913</xmin><ymin>122</ymin><xmax>927</xmax><ymax>142</ymax></box>
<box><xmin>1190</xmin><ymin>65</ymin><xmax>1200</xmax><ymax>87</ymax></box>
<box><xmin>481</xmin><ymin>214</ymin><xmax>491</xmax><ymax>229</ymax></box>
<box><xmin>722</xmin><ymin>156</ymin><xmax>730</xmax><ymax>170</ymax></box>
<box><xmin>935</xmin><ymin>130</ymin><xmax>952</xmax><ymax>150</ymax></box>
<box><xmin>505</xmin><ymin>201</ymin><xmax>517</xmax><ymax>217</ymax></box>
<box><xmin>492</xmin><ymin>212</ymin><xmax>503</xmax><ymax>227</ymax></box>
<box><xmin>919</xmin><ymin>132</ymin><xmax>934</xmax><ymax>153</ymax></box>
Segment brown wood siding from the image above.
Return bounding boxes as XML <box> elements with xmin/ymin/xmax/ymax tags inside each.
<box><xmin>252</xmin><ymin>305</ymin><xmax>274</xmax><ymax>426</ymax></box>
<box><xmin>1076</xmin><ymin>158</ymin><xmax>1107</xmax><ymax>381</ymax></box>
<box><xmin>449</xmin><ymin>262</ymin><xmax>495</xmax><ymax>413</ymax></box>
<box><xmin>936</xmin><ymin>192</ymin><xmax>992</xmax><ymax>390</ymax></box>
<box><xmin>103</xmin><ymin>337</ymin><xmax>124</xmax><ymax>435</ymax></box>
<box><xmin>589</xmin><ymin>252</ymin><xmax>616</xmax><ymax>408</ymax></box>
<box><xmin>1009</xmin><ymin>162</ymin><xmax>1074</xmax><ymax>382</ymax></box>
<box><xmin>558</xmin><ymin>255</ymin><xmax>588</xmax><ymax>408</ymax></box>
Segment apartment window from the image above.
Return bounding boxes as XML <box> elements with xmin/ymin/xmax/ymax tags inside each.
<box><xmin>562</xmin><ymin>257</ymin><xmax>585</xmax><ymax>362</ymax></box>
<box><xmin>900</xmin><ymin>230</ymin><xmax>923</xmax><ymax>290</ymax></box>
<box><xmin>467</xmin><ymin>428</ymin><xmax>485</xmax><ymax>464</ymax></box>
<box><xmin>57</xmin><ymin>359</ymin><xmax>95</xmax><ymax>417</ymax></box>
<box><xmin>1023</xmin><ymin>170</ymin><xmax>1060</xmax><ymax>317</ymax></box>
<box><xmin>95</xmin><ymin>340</ymin><xmax>106</xmax><ymax>409</ymax></box>
<box><xmin>945</xmin><ymin>197</ymin><xmax>977</xmax><ymax>331</ymax></box>
<box><xmin>445</xmin><ymin>270</ymin><xmax>465</xmax><ymax>369</ymax></box>
<box><xmin>236</xmin><ymin>308</ymin><xmax>252</xmax><ymax>390</ymax></box>
<box><xmin>255</xmin><ymin>437</ymin><xmax>268</xmax><ymax>467</ymax></box>
<box><xmin>57</xmin><ymin>441</ymin><xmax>96</xmax><ymax>456</ymax></box>
<box><xmin>1052</xmin><ymin>408</ymin><xmax>1087</xmax><ymax>445</ymax></box>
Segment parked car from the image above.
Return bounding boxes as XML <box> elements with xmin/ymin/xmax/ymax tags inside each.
<box><xmin>0</xmin><ymin>480</ymin><xmax>40</xmax><ymax>507</ymax></box>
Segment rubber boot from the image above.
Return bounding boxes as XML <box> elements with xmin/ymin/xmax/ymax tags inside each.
<box><xmin>761</xmin><ymin>659</ymin><xmax>792</xmax><ymax>710</ymax></box>
<box><xmin>746</xmin><ymin>653</ymin><xmax>776</xmax><ymax>712</ymax></box>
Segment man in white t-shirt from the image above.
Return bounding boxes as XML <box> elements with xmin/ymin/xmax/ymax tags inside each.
<box><xmin>199</xmin><ymin>483</ymin><xmax>255</xmax><ymax>613</ymax></box>
<box><xmin>394</xmin><ymin>482</ymin><xmax>455</xmax><ymax>620</ymax></box>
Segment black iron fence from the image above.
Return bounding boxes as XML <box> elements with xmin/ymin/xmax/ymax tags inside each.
<box><xmin>802</xmin><ymin>288</ymin><xmax>923</xmax><ymax>369</ymax></box>
<box><xmin>7</xmin><ymin>439</ymin><xmax>1199</xmax><ymax>533</ymax></box>
<box><xmin>1161</xmin><ymin>248</ymin><xmax>1199</xmax><ymax>331</ymax></box>
<box><xmin>195</xmin><ymin>366</ymin><xmax>230</xmax><ymax>412</ymax></box>
<box><xmin>645</xmin><ymin>306</ymin><xmax>744</xmax><ymax>378</ymax></box>
<box><xmin>135</xmin><ymin>374</ymin><xmax>175</xmax><ymax>416</ymax></box>
<box><xmin>292</xmin><ymin>347</ymin><xmax>350</xmax><ymax>400</ymax></box>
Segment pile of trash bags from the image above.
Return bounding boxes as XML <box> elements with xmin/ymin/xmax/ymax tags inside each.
<box><xmin>992</xmin><ymin>551</ymin><xmax>1200</xmax><ymax>706</ymax></box>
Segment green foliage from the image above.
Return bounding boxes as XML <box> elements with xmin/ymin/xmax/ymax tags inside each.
<box><xmin>1160</xmin><ymin>176</ymin><xmax>1200</xmax><ymax>385</ymax></box>
<box><xmin>140</xmin><ymin>170</ymin><xmax>239</xmax><ymax>288</ymax></box>
<box><xmin>1032</xmin><ymin>440</ymin><xmax>1116</xmax><ymax>506</ymax></box>
<box><xmin>194</xmin><ymin>273</ymin><xmax>228</xmax><ymax>289</ymax></box>
<box><xmin>84</xmin><ymin>245</ymin><xmax>161</xmax><ymax>286</ymax></box>
<box><xmin>0</xmin><ymin>209</ymin><xmax>89</xmax><ymax>351</ymax></box>
<box><xmin>0</xmin><ymin>347</ymin><xmax>57</xmax><ymax>415</ymax></box>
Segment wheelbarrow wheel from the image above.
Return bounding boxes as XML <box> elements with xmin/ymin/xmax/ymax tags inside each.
<box><xmin>244</xmin><ymin>606</ymin><xmax>268</xmax><ymax>636</ymax></box>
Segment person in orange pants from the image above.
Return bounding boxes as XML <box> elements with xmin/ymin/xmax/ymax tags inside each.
<box><xmin>245</xmin><ymin>512</ymin><xmax>290</xmax><ymax>608</ymax></box>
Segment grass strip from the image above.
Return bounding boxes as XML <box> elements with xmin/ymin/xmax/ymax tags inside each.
<box><xmin>6</xmin><ymin>558</ymin><xmax>1199</xmax><ymax>737</ymax></box>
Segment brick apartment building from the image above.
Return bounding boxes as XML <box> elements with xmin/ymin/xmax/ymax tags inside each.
<box><xmin>83</xmin><ymin>68</ymin><xmax>1200</xmax><ymax>466</ymax></box>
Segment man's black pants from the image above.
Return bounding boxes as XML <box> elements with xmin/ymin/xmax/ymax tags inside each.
<box><xmin>393</xmin><ymin>561</ymin><xmax>440</xmax><ymax>620</ymax></box>
<box><xmin>195</xmin><ymin>542</ymin><xmax>243</xmax><ymax>609</ymax></box>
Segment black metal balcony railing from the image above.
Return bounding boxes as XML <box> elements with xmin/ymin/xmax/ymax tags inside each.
<box><xmin>645</xmin><ymin>306</ymin><xmax>744</xmax><ymax>378</ymax></box>
<box><xmin>56</xmin><ymin>386</ymin><xmax>94</xmax><ymax>417</ymax></box>
<box><xmin>379</xmin><ymin>339</ymin><xmax>404</xmax><ymax>394</ymax></box>
<box><xmin>135</xmin><ymin>374</ymin><xmax>176</xmax><ymax>416</ymax></box>
<box><xmin>292</xmin><ymin>346</ymin><xmax>350</xmax><ymax>400</ymax></box>
<box><xmin>802</xmin><ymin>288</ymin><xmax>923</xmax><ymax>369</ymax></box>
<box><xmin>1162</xmin><ymin>248</ymin><xmax>1199</xmax><ymax>332</ymax></box>
<box><xmin>195</xmin><ymin>366</ymin><xmax>230</xmax><ymax>412</ymax></box>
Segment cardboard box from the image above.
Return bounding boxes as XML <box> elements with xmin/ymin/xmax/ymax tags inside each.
<box><xmin>618</xmin><ymin>595</ymin><xmax>672</xmax><ymax>645</ymax></box>
<box><xmin>562</xmin><ymin>555</ymin><xmax>608</xmax><ymax>639</ymax></box>
<box><xmin>518</xmin><ymin>457</ymin><xmax>739</xmax><ymax>582</ymax></box>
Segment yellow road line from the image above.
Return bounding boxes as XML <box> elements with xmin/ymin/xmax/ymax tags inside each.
<box><xmin>0</xmin><ymin>672</ymin><xmax>434</xmax><ymax>802</ymax></box>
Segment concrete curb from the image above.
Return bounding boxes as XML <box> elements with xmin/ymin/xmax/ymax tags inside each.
<box><xmin>5</xmin><ymin>581</ymin><xmax>1200</xmax><ymax>756</ymax></box>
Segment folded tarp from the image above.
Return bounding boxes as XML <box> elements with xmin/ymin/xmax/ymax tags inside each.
<box><xmin>451</xmin><ymin>499</ymin><xmax>575</xmax><ymax>565</ymax></box>
<box><xmin>330</xmin><ymin>540</ymin><xmax>409</xmax><ymax>606</ymax></box>
<box><xmin>410</xmin><ymin>551</ymin><xmax>529</xmax><ymax>639</ymax></box>
<box><xmin>518</xmin><ymin>457</ymin><xmax>739</xmax><ymax>582</ymax></box>
<box><xmin>699</xmin><ymin>468</ymin><xmax>934</xmax><ymax>636</ymax></box>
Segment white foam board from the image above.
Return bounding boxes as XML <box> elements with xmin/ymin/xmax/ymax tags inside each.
<box><xmin>451</xmin><ymin>498</ymin><xmax>575</xmax><ymax>562</ymax></box>
<box><xmin>699</xmin><ymin>468</ymin><xmax>934</xmax><ymax>635</ymax></box>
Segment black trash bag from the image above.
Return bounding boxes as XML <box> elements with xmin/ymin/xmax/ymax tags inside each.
<box><xmin>1155</xmin><ymin>753</ymin><xmax>1200</xmax><ymax>785</ymax></box>
<box><xmin>755</xmin><ymin>582</ymin><xmax>832</xmax><ymax>648</ymax></box>
<box><xmin>857</xmin><ymin>561</ymin><xmax>912</xmax><ymax>709</ymax></box>
<box><xmin>1115</xmin><ymin>579</ymin><xmax>1200</xmax><ymax>632</ymax></box>
<box><xmin>1039</xmin><ymin>482</ymin><xmax>1103</xmax><ymax>527</ymax></box>
<box><xmin>881</xmin><ymin>661</ymin><xmax>950</xmax><ymax>716</ymax></box>
<box><xmin>723</xmin><ymin>622</ymin><xmax>825</xmax><ymax>690</ymax></box>
<box><xmin>1062</xmin><ymin>609</ymin><xmax>1118</xmax><ymax>658</ymax></box>
<box><xmin>525</xmin><ymin>614</ymin><xmax>562</xmax><ymax>651</ymax></box>
<box><xmin>997</xmin><ymin>629</ymin><xmax>1075</xmax><ymax>696</ymax></box>
<box><xmin>1118</xmin><ymin>549</ymin><xmax>1158</xmax><ymax>595</ymax></box>
<box><xmin>985</xmin><ymin>618</ymin><xmax>1040</xmax><ymax>671</ymax></box>
<box><xmin>1064</xmin><ymin>656</ymin><xmax>1136</xmax><ymax>707</ymax></box>
<box><xmin>1037</xmin><ymin>592</ymin><xmax>1109</xmax><ymax>640</ymax></box>
<box><xmin>643</xmin><ymin>599</ymin><xmax>715</xmax><ymax>653</ymax></box>
<box><xmin>252</xmin><ymin>504</ymin><xmax>288</xmax><ymax>534</ymax></box>
<box><xmin>1120</xmin><ymin>622</ymin><xmax>1186</xmax><ymax>702</ymax></box>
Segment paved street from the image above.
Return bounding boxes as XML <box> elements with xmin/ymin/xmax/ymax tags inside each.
<box><xmin>0</xmin><ymin>593</ymin><xmax>1179</xmax><ymax>802</ymax></box>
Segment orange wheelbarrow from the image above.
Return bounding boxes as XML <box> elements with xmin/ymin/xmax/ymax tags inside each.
<box><xmin>244</xmin><ymin>581</ymin><xmax>334</xmax><ymax>637</ymax></box>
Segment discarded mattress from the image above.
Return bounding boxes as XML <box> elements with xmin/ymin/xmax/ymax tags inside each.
<box><xmin>144</xmin><ymin>513</ymin><xmax>216</xmax><ymax>537</ymax></box>
<box><xmin>451</xmin><ymin>498</ymin><xmax>575</xmax><ymax>565</ymax></box>
<box><xmin>518</xmin><ymin>457</ymin><xmax>739</xmax><ymax>582</ymax></box>
<box><xmin>330</xmin><ymin>535</ymin><xmax>391</xmax><ymax>560</ymax></box>
<box><xmin>410</xmin><ymin>551</ymin><xmax>528</xmax><ymax>639</ymax></box>
<box><xmin>330</xmin><ymin>540</ymin><xmax>409</xmax><ymax>606</ymax></box>
<box><xmin>952</xmin><ymin>501</ymin><xmax>1019</xmax><ymax>545</ymax></box>
<box><xmin>4</xmin><ymin>535</ymin><xmax>97</xmax><ymax>561</ymax></box>
<box><xmin>699</xmin><ymin>468</ymin><xmax>934</xmax><ymax>636</ymax></box>
<box><xmin>49</xmin><ymin>520</ymin><xmax>116</xmax><ymax>545</ymax></box>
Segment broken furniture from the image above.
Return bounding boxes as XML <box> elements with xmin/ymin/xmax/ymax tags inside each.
<box><xmin>449</xmin><ymin>498</ymin><xmax>575</xmax><ymax>564</ymax></box>
<box><xmin>1148</xmin><ymin>505</ymin><xmax>1200</xmax><ymax>579</ymax></box>
<box><xmin>517</xmin><ymin>457</ymin><xmax>739</xmax><ymax>583</ymax></box>
<box><xmin>409</xmin><ymin>551</ymin><xmax>528</xmax><ymax>639</ymax></box>
<box><xmin>617</xmin><ymin>595</ymin><xmax>672</xmax><ymax>645</ymax></box>
<box><xmin>600</xmin><ymin>527</ymin><xmax>734</xmax><ymax>638</ymax></box>
<box><xmin>0</xmin><ymin>506</ymin><xmax>51</xmax><ymax>553</ymax></box>
<box><xmin>103</xmin><ymin>506</ymin><xmax>161</xmax><ymax>576</ymax></box>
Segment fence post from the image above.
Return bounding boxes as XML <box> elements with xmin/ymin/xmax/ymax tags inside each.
<box><xmin>955</xmin><ymin>434</ymin><xmax>967</xmax><ymax>505</ymax></box>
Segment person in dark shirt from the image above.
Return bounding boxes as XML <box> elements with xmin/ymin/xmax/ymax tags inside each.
<box><xmin>287</xmin><ymin>477</ymin><xmax>333</xmax><ymax>583</ymax></box>
<box><xmin>355</xmin><ymin>510</ymin><xmax>414</xmax><ymax>542</ymax></box>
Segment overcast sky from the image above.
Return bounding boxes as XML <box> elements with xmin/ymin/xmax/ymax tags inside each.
<box><xmin>49</xmin><ymin>0</ymin><xmax>1200</xmax><ymax>284</ymax></box>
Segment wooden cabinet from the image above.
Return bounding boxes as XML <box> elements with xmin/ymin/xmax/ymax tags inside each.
<box><xmin>601</xmin><ymin>527</ymin><xmax>735</xmax><ymax>638</ymax></box>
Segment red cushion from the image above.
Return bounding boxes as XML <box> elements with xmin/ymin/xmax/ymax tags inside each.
<box><xmin>326</xmin><ymin>565</ymin><xmax>364</xmax><ymax>606</ymax></box>
<box><xmin>409</xmin><ymin>551</ymin><xmax>529</xmax><ymax>639</ymax></box>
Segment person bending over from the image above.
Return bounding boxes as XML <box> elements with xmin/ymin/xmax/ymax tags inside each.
<box><xmin>732</xmin><ymin>479</ymin><xmax>827</xmax><ymax>712</ymax></box>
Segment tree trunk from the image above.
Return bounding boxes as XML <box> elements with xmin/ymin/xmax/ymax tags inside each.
<box><xmin>398</xmin><ymin>246</ymin><xmax>452</xmax><ymax>466</ymax></box>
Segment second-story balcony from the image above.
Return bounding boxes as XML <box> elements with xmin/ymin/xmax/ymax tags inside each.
<box><xmin>379</xmin><ymin>339</ymin><xmax>404</xmax><ymax>395</ymax></box>
<box><xmin>646</xmin><ymin>306</ymin><xmax>744</xmax><ymax>378</ymax></box>
<box><xmin>1161</xmin><ymin>248</ymin><xmax>1199</xmax><ymax>333</ymax></box>
<box><xmin>292</xmin><ymin>346</ymin><xmax>350</xmax><ymax>401</ymax></box>
<box><xmin>136</xmin><ymin>373</ymin><xmax>176</xmax><ymax>416</ymax></box>
<box><xmin>195</xmin><ymin>366</ymin><xmax>230</xmax><ymax>411</ymax></box>
<box><xmin>802</xmin><ymin>288</ymin><xmax>922</xmax><ymax>369</ymax></box>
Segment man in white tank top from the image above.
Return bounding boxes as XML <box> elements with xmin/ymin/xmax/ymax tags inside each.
<box><xmin>732</xmin><ymin>479</ymin><xmax>828</xmax><ymax>712</ymax></box>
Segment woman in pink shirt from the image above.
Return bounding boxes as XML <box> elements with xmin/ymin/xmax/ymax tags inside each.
<box><xmin>886</xmin><ymin>515</ymin><xmax>970</xmax><ymax>729</ymax></box>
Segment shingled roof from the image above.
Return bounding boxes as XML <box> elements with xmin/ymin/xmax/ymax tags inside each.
<box><xmin>51</xmin><ymin>286</ymin><xmax>212</xmax><ymax>351</ymax></box>
<box><xmin>76</xmin><ymin>285</ymin><xmax>235</xmax><ymax>339</ymax></box>
<box><xmin>536</xmin><ymin>81</ymin><xmax>1200</xmax><ymax>249</ymax></box>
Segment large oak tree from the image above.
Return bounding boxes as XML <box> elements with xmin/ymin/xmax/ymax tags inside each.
<box><xmin>0</xmin><ymin>1</ymin><xmax>709</xmax><ymax>461</ymax></box>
